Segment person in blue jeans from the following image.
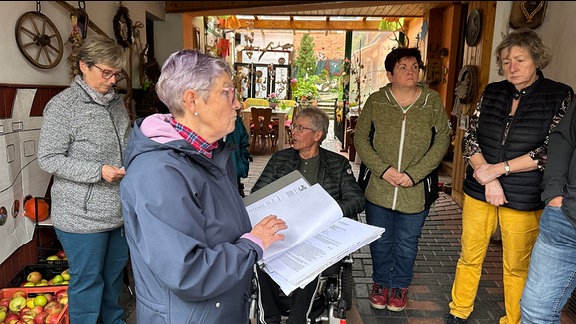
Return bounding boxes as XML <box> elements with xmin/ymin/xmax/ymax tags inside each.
<box><xmin>521</xmin><ymin>100</ymin><xmax>576</xmax><ymax>323</ymax></box>
<box><xmin>38</xmin><ymin>35</ymin><xmax>131</xmax><ymax>323</ymax></box>
<box><xmin>354</xmin><ymin>47</ymin><xmax>450</xmax><ymax>312</ymax></box>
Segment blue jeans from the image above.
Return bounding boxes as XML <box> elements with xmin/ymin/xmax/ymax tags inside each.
<box><xmin>365</xmin><ymin>201</ymin><xmax>428</xmax><ymax>288</ymax></box>
<box><xmin>56</xmin><ymin>227</ymin><xmax>129</xmax><ymax>324</ymax></box>
<box><xmin>521</xmin><ymin>206</ymin><xmax>576</xmax><ymax>323</ymax></box>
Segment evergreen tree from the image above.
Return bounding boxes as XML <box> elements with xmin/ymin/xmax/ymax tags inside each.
<box><xmin>295</xmin><ymin>34</ymin><xmax>316</xmax><ymax>79</ymax></box>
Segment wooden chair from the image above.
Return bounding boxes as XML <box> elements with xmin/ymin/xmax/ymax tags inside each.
<box><xmin>271</xmin><ymin>102</ymin><xmax>299</xmax><ymax>147</ymax></box>
<box><xmin>284</xmin><ymin>104</ymin><xmax>299</xmax><ymax>145</ymax></box>
<box><xmin>250</xmin><ymin>107</ymin><xmax>274</xmax><ymax>153</ymax></box>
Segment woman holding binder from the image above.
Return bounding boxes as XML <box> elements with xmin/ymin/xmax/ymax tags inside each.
<box><xmin>251</xmin><ymin>107</ymin><xmax>365</xmax><ymax>324</ymax></box>
<box><xmin>119</xmin><ymin>50</ymin><xmax>287</xmax><ymax>323</ymax></box>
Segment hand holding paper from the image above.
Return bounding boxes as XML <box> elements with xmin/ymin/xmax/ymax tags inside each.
<box><xmin>244</xmin><ymin>171</ymin><xmax>385</xmax><ymax>294</ymax></box>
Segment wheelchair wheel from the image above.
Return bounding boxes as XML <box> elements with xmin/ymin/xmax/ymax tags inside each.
<box><xmin>340</xmin><ymin>262</ymin><xmax>354</xmax><ymax>311</ymax></box>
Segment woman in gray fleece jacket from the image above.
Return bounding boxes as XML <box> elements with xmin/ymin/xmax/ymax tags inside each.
<box><xmin>38</xmin><ymin>35</ymin><xmax>131</xmax><ymax>324</ymax></box>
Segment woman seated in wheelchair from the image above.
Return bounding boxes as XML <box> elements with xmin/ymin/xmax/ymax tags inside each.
<box><xmin>251</xmin><ymin>107</ymin><xmax>365</xmax><ymax>323</ymax></box>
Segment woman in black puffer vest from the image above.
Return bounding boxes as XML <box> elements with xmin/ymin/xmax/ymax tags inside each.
<box><xmin>445</xmin><ymin>28</ymin><xmax>573</xmax><ymax>324</ymax></box>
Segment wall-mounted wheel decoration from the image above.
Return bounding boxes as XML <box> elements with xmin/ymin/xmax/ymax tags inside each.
<box><xmin>15</xmin><ymin>11</ymin><xmax>64</xmax><ymax>69</ymax></box>
<box><xmin>113</xmin><ymin>6</ymin><xmax>132</xmax><ymax>48</ymax></box>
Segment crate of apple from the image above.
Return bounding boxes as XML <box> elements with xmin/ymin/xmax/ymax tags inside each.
<box><xmin>40</xmin><ymin>250</ymin><xmax>67</xmax><ymax>266</ymax></box>
<box><xmin>0</xmin><ymin>286</ymin><xmax>68</xmax><ymax>324</ymax></box>
<box><xmin>10</xmin><ymin>265</ymin><xmax>69</xmax><ymax>288</ymax></box>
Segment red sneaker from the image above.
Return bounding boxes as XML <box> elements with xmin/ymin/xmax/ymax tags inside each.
<box><xmin>386</xmin><ymin>288</ymin><xmax>408</xmax><ymax>312</ymax></box>
<box><xmin>369</xmin><ymin>283</ymin><xmax>388</xmax><ymax>309</ymax></box>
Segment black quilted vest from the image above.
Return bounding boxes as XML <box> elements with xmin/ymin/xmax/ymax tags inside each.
<box><xmin>464</xmin><ymin>72</ymin><xmax>572</xmax><ymax>211</ymax></box>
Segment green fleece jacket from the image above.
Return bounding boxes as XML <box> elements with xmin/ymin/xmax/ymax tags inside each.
<box><xmin>354</xmin><ymin>83</ymin><xmax>450</xmax><ymax>213</ymax></box>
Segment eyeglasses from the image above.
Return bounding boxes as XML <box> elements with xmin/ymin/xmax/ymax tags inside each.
<box><xmin>290</xmin><ymin>124</ymin><xmax>314</xmax><ymax>132</ymax></box>
<box><xmin>93</xmin><ymin>65</ymin><xmax>126</xmax><ymax>81</ymax></box>
<box><xmin>221</xmin><ymin>87</ymin><xmax>237</xmax><ymax>105</ymax></box>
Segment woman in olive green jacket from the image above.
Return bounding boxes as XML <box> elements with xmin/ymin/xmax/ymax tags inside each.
<box><xmin>354</xmin><ymin>47</ymin><xmax>450</xmax><ymax>312</ymax></box>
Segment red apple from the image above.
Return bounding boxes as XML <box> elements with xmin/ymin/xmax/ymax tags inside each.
<box><xmin>43</xmin><ymin>294</ymin><xmax>53</xmax><ymax>303</ymax></box>
<box><xmin>0</xmin><ymin>297</ymin><xmax>11</xmax><ymax>307</ymax></box>
<box><xmin>54</xmin><ymin>289</ymin><xmax>67</xmax><ymax>302</ymax></box>
<box><xmin>44</xmin><ymin>312</ymin><xmax>60</xmax><ymax>324</ymax></box>
<box><xmin>19</xmin><ymin>306</ymin><xmax>31</xmax><ymax>317</ymax></box>
<box><xmin>5</xmin><ymin>313</ymin><xmax>20</xmax><ymax>323</ymax></box>
<box><xmin>43</xmin><ymin>301</ymin><xmax>62</xmax><ymax>315</ymax></box>
<box><xmin>33</xmin><ymin>311</ymin><xmax>47</xmax><ymax>324</ymax></box>
<box><xmin>31</xmin><ymin>305</ymin><xmax>44</xmax><ymax>315</ymax></box>
<box><xmin>20</xmin><ymin>308</ymin><xmax>36</xmax><ymax>322</ymax></box>
<box><xmin>12</xmin><ymin>291</ymin><xmax>27</xmax><ymax>298</ymax></box>
<box><xmin>56</xmin><ymin>250</ymin><xmax>66</xmax><ymax>259</ymax></box>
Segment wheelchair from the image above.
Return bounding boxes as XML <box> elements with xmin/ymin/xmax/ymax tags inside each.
<box><xmin>250</xmin><ymin>255</ymin><xmax>354</xmax><ymax>324</ymax></box>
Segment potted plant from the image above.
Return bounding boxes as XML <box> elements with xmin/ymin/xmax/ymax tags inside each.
<box><xmin>267</xmin><ymin>93</ymin><xmax>279</xmax><ymax>108</ymax></box>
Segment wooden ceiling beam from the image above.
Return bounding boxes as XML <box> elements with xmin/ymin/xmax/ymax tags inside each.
<box><xmin>165</xmin><ymin>1</ymin><xmax>352</xmax><ymax>15</ymax></box>
<box><xmin>164</xmin><ymin>1</ymin><xmax>430</xmax><ymax>16</ymax></box>
<box><xmin>238</xmin><ymin>19</ymin><xmax>383</xmax><ymax>31</ymax></box>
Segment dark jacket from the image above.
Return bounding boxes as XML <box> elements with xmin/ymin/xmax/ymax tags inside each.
<box><xmin>226</xmin><ymin>116</ymin><xmax>250</xmax><ymax>182</ymax></box>
<box><xmin>542</xmin><ymin>100</ymin><xmax>576</xmax><ymax>229</ymax></box>
<box><xmin>464</xmin><ymin>73</ymin><xmax>573</xmax><ymax>211</ymax></box>
<box><xmin>251</xmin><ymin>147</ymin><xmax>365</xmax><ymax>219</ymax></box>
<box><xmin>120</xmin><ymin>114</ymin><xmax>262</xmax><ymax>323</ymax></box>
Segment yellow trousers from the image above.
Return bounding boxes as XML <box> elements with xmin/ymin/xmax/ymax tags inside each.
<box><xmin>449</xmin><ymin>194</ymin><xmax>541</xmax><ymax>324</ymax></box>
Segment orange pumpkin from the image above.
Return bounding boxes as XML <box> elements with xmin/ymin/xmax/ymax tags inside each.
<box><xmin>23</xmin><ymin>196</ymin><xmax>50</xmax><ymax>222</ymax></box>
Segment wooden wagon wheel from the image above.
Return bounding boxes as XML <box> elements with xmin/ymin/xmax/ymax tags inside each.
<box><xmin>15</xmin><ymin>11</ymin><xmax>64</xmax><ymax>69</ymax></box>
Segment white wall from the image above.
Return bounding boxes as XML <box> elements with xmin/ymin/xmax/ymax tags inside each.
<box><xmin>154</xmin><ymin>13</ymin><xmax>184</xmax><ymax>69</ymax></box>
<box><xmin>490</xmin><ymin>1</ymin><xmax>576</xmax><ymax>90</ymax></box>
<box><xmin>0</xmin><ymin>1</ymin><xmax>165</xmax><ymax>88</ymax></box>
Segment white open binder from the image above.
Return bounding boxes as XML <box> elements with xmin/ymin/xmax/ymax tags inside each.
<box><xmin>243</xmin><ymin>170</ymin><xmax>385</xmax><ymax>295</ymax></box>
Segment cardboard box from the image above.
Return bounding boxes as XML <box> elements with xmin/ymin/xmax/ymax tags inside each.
<box><xmin>0</xmin><ymin>286</ymin><xmax>69</xmax><ymax>324</ymax></box>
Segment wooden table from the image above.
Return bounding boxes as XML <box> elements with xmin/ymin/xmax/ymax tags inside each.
<box><xmin>241</xmin><ymin>106</ymin><xmax>292</xmax><ymax>152</ymax></box>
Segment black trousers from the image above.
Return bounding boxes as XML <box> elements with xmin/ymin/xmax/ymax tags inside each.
<box><xmin>256</xmin><ymin>267</ymin><xmax>319</xmax><ymax>324</ymax></box>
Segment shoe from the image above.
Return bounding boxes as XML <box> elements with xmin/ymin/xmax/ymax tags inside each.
<box><xmin>369</xmin><ymin>283</ymin><xmax>388</xmax><ymax>309</ymax></box>
<box><xmin>444</xmin><ymin>313</ymin><xmax>468</xmax><ymax>323</ymax></box>
<box><xmin>386</xmin><ymin>287</ymin><xmax>408</xmax><ymax>312</ymax></box>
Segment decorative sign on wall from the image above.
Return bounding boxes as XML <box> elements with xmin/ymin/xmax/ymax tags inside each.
<box><xmin>465</xmin><ymin>9</ymin><xmax>481</xmax><ymax>47</ymax></box>
<box><xmin>509</xmin><ymin>1</ymin><xmax>548</xmax><ymax>29</ymax></box>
